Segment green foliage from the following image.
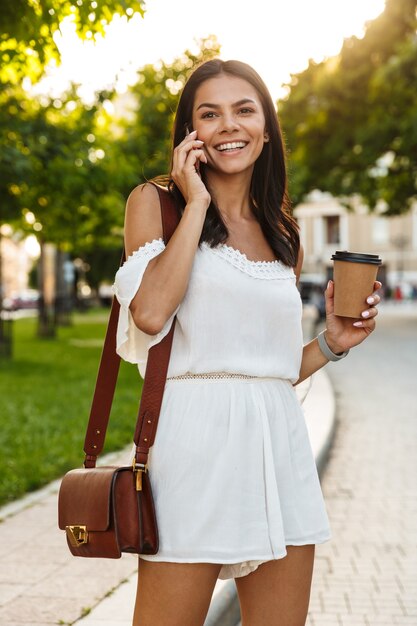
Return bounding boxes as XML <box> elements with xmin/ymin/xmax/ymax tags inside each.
<box><xmin>0</xmin><ymin>85</ymin><xmax>126</xmax><ymax>255</ymax></box>
<box><xmin>279</xmin><ymin>0</ymin><xmax>417</xmax><ymax>215</ymax></box>
<box><xmin>122</xmin><ymin>36</ymin><xmax>221</xmax><ymax>182</ymax></box>
<box><xmin>0</xmin><ymin>311</ymin><xmax>141</xmax><ymax>505</ymax></box>
<box><xmin>0</xmin><ymin>0</ymin><xmax>145</xmax><ymax>84</ymax></box>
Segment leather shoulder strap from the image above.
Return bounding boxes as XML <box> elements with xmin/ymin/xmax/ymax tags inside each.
<box><xmin>133</xmin><ymin>184</ymin><xmax>180</xmax><ymax>465</ymax></box>
<box><xmin>83</xmin><ymin>183</ymin><xmax>180</xmax><ymax>468</ymax></box>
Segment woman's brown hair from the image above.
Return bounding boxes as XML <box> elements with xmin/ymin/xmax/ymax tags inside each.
<box><xmin>166</xmin><ymin>59</ymin><xmax>299</xmax><ymax>267</ymax></box>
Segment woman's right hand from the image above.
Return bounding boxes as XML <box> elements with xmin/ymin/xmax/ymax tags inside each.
<box><xmin>171</xmin><ymin>130</ymin><xmax>211</xmax><ymax>209</ymax></box>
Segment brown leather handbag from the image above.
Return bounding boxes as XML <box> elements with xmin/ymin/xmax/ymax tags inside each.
<box><xmin>58</xmin><ymin>184</ymin><xmax>180</xmax><ymax>558</ymax></box>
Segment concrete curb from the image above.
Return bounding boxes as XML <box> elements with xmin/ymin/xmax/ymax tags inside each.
<box><xmin>304</xmin><ymin>370</ymin><xmax>337</xmax><ymax>478</ymax></box>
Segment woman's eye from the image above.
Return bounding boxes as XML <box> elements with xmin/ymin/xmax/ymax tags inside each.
<box><xmin>239</xmin><ymin>108</ymin><xmax>254</xmax><ymax>114</ymax></box>
<box><xmin>201</xmin><ymin>111</ymin><xmax>217</xmax><ymax>119</ymax></box>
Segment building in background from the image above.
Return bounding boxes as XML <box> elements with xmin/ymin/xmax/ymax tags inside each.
<box><xmin>0</xmin><ymin>236</ymin><xmax>33</xmax><ymax>298</ymax></box>
<box><xmin>294</xmin><ymin>191</ymin><xmax>417</xmax><ymax>298</ymax></box>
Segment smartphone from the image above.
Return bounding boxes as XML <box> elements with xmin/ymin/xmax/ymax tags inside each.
<box><xmin>185</xmin><ymin>125</ymin><xmax>203</xmax><ymax>175</ymax></box>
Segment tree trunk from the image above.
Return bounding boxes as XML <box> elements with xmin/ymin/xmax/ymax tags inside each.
<box><xmin>0</xmin><ymin>231</ymin><xmax>13</xmax><ymax>358</ymax></box>
<box><xmin>55</xmin><ymin>248</ymin><xmax>74</xmax><ymax>326</ymax></box>
<box><xmin>37</xmin><ymin>241</ymin><xmax>57</xmax><ymax>338</ymax></box>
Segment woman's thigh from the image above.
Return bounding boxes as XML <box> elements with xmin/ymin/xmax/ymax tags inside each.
<box><xmin>235</xmin><ymin>545</ymin><xmax>315</xmax><ymax>626</ymax></box>
<box><xmin>133</xmin><ymin>558</ymin><xmax>222</xmax><ymax>626</ymax></box>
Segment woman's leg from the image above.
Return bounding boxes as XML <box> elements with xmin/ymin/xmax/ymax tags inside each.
<box><xmin>133</xmin><ymin>559</ymin><xmax>222</xmax><ymax>626</ymax></box>
<box><xmin>235</xmin><ymin>545</ymin><xmax>315</xmax><ymax>626</ymax></box>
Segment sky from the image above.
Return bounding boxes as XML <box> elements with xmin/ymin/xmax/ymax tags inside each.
<box><xmin>36</xmin><ymin>0</ymin><xmax>387</xmax><ymax>103</ymax></box>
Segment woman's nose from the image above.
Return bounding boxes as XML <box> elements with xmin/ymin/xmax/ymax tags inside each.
<box><xmin>219</xmin><ymin>115</ymin><xmax>240</xmax><ymax>133</ymax></box>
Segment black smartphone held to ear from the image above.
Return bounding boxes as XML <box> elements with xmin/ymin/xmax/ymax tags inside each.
<box><xmin>184</xmin><ymin>125</ymin><xmax>204</xmax><ymax>175</ymax></box>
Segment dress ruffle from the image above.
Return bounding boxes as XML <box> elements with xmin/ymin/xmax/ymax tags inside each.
<box><xmin>112</xmin><ymin>239</ymin><xmax>178</xmax><ymax>376</ymax></box>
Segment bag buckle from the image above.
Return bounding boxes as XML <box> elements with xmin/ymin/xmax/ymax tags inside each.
<box><xmin>132</xmin><ymin>459</ymin><xmax>148</xmax><ymax>492</ymax></box>
<box><xmin>66</xmin><ymin>525</ymin><xmax>88</xmax><ymax>547</ymax></box>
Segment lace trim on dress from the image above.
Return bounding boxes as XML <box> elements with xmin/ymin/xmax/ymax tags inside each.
<box><xmin>124</xmin><ymin>238</ymin><xmax>165</xmax><ymax>264</ymax></box>
<box><xmin>202</xmin><ymin>242</ymin><xmax>294</xmax><ymax>280</ymax></box>
<box><xmin>111</xmin><ymin>238</ymin><xmax>165</xmax><ymax>301</ymax></box>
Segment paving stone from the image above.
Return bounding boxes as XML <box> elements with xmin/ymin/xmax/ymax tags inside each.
<box><xmin>0</xmin><ymin>539</ymin><xmax>26</xmax><ymax>559</ymax></box>
<box><xmin>76</xmin><ymin>577</ymin><xmax>136</xmax><ymax>622</ymax></box>
<box><xmin>1</xmin><ymin>543</ymin><xmax>70</xmax><ymax>566</ymax></box>
<box><xmin>0</xmin><ymin>622</ymin><xmax>36</xmax><ymax>626</ymax></box>
<box><xmin>30</xmin><ymin>573</ymin><xmax>130</xmax><ymax>600</ymax></box>
<box><xmin>0</xmin><ymin>561</ymin><xmax>60</xmax><ymax>585</ymax></box>
<box><xmin>0</xmin><ymin>595</ymin><xmax>82</xmax><ymax>623</ymax></box>
<box><xmin>364</xmin><ymin>617</ymin><xmax>399</xmax><ymax>625</ymax></box>
<box><xmin>339</xmin><ymin>617</ymin><xmax>367</xmax><ymax>626</ymax></box>
<box><xmin>75</xmin><ymin>622</ymin><xmax>132</xmax><ymax>626</ymax></box>
<box><xmin>0</xmin><ymin>585</ymin><xmax>30</xmax><ymax>606</ymax></box>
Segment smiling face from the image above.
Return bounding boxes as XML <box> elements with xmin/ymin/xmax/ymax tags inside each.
<box><xmin>191</xmin><ymin>74</ymin><xmax>268</xmax><ymax>178</ymax></box>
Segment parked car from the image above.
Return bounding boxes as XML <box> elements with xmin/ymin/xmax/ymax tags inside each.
<box><xmin>298</xmin><ymin>275</ymin><xmax>326</xmax><ymax>321</ymax></box>
<box><xmin>98</xmin><ymin>284</ymin><xmax>114</xmax><ymax>307</ymax></box>
<box><xmin>3</xmin><ymin>289</ymin><xmax>40</xmax><ymax>311</ymax></box>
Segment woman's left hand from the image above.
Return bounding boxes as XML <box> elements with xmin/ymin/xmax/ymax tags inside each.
<box><xmin>323</xmin><ymin>280</ymin><xmax>382</xmax><ymax>354</ymax></box>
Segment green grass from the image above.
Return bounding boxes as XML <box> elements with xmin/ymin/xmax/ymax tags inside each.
<box><xmin>0</xmin><ymin>309</ymin><xmax>142</xmax><ymax>506</ymax></box>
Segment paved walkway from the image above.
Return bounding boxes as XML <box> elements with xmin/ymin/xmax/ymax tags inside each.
<box><xmin>306</xmin><ymin>305</ymin><xmax>417</xmax><ymax>626</ymax></box>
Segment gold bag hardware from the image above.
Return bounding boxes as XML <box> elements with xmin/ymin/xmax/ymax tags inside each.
<box><xmin>66</xmin><ymin>525</ymin><xmax>88</xmax><ymax>547</ymax></box>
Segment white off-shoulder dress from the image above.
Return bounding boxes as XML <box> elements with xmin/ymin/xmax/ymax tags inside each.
<box><xmin>113</xmin><ymin>238</ymin><xmax>331</xmax><ymax>580</ymax></box>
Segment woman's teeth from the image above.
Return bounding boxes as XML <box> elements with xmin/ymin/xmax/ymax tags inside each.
<box><xmin>216</xmin><ymin>141</ymin><xmax>246</xmax><ymax>152</ymax></box>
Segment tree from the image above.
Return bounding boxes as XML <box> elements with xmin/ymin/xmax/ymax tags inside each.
<box><xmin>0</xmin><ymin>86</ymin><xmax>125</xmax><ymax>335</ymax></box>
<box><xmin>0</xmin><ymin>0</ymin><xmax>145</xmax><ymax>84</ymax></box>
<box><xmin>279</xmin><ymin>0</ymin><xmax>417</xmax><ymax>215</ymax></box>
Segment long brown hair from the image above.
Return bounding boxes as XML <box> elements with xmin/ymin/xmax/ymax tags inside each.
<box><xmin>166</xmin><ymin>59</ymin><xmax>299</xmax><ymax>267</ymax></box>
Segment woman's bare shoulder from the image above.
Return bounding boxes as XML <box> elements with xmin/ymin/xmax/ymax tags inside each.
<box><xmin>124</xmin><ymin>183</ymin><xmax>164</xmax><ymax>256</ymax></box>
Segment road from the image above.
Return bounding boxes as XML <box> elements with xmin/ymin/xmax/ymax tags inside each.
<box><xmin>308</xmin><ymin>305</ymin><xmax>417</xmax><ymax>626</ymax></box>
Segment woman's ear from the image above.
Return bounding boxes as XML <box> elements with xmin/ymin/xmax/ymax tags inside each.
<box><xmin>264</xmin><ymin>131</ymin><xmax>270</xmax><ymax>142</ymax></box>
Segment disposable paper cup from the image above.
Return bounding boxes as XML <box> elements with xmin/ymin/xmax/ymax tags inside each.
<box><xmin>331</xmin><ymin>251</ymin><xmax>382</xmax><ymax>318</ymax></box>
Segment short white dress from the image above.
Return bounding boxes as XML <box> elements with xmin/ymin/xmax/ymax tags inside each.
<box><xmin>113</xmin><ymin>238</ymin><xmax>331</xmax><ymax>580</ymax></box>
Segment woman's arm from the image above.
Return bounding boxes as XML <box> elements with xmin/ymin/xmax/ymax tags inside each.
<box><xmin>126</xmin><ymin>131</ymin><xmax>210</xmax><ymax>335</ymax></box>
<box><xmin>294</xmin><ymin>280</ymin><xmax>381</xmax><ymax>385</ymax></box>
<box><xmin>125</xmin><ymin>184</ymin><xmax>208</xmax><ymax>335</ymax></box>
<box><xmin>293</xmin><ymin>247</ymin><xmax>381</xmax><ymax>386</ymax></box>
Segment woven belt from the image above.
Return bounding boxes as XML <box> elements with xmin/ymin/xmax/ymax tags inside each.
<box><xmin>166</xmin><ymin>372</ymin><xmax>258</xmax><ymax>381</ymax></box>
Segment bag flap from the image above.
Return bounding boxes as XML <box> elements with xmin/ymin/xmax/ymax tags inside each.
<box><xmin>58</xmin><ymin>466</ymin><xmax>120</xmax><ymax>531</ymax></box>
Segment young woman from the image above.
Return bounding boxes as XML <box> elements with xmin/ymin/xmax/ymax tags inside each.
<box><xmin>113</xmin><ymin>59</ymin><xmax>381</xmax><ymax>626</ymax></box>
